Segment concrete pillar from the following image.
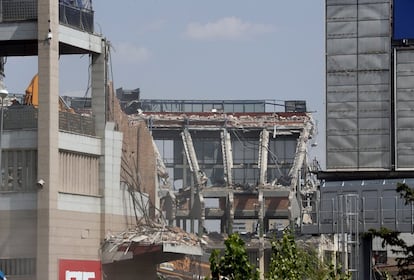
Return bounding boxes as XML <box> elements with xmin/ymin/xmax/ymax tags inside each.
<box><xmin>92</xmin><ymin>41</ymin><xmax>108</xmax><ymax>240</ymax></box>
<box><xmin>36</xmin><ymin>0</ymin><xmax>60</xmax><ymax>279</ymax></box>
<box><xmin>91</xmin><ymin>41</ymin><xmax>107</xmax><ymax>138</ymax></box>
<box><xmin>220</xmin><ymin>217</ymin><xmax>225</xmax><ymax>233</ymax></box>
<box><xmin>258</xmin><ymin>190</ymin><xmax>265</xmax><ymax>280</ymax></box>
<box><xmin>183</xmin><ymin>219</ymin><xmax>187</xmax><ymax>231</ymax></box>
<box><xmin>198</xmin><ymin>192</ymin><xmax>205</xmax><ymax>236</ymax></box>
<box><xmin>359</xmin><ymin>235</ymin><xmax>373</xmax><ymax>280</ymax></box>
<box><xmin>227</xmin><ymin>191</ymin><xmax>234</xmax><ymax>234</ymax></box>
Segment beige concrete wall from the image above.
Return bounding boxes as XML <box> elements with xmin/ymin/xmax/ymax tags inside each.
<box><xmin>0</xmin><ymin>209</ymin><xmax>104</xmax><ymax>277</ymax></box>
<box><xmin>101</xmin><ymin>213</ymin><xmax>136</xmax><ymax>233</ymax></box>
<box><xmin>52</xmin><ymin>210</ymin><xmax>102</xmax><ymax>259</ymax></box>
<box><xmin>0</xmin><ymin>210</ymin><xmax>37</xmax><ymax>258</ymax></box>
<box><xmin>0</xmin><ymin>207</ymin><xmax>131</xmax><ymax>278</ymax></box>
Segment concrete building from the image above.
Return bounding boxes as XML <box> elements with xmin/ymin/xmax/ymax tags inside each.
<box><xmin>114</xmin><ymin>96</ymin><xmax>319</xmax><ymax>278</ymax></box>
<box><xmin>0</xmin><ymin>1</ymin><xmax>203</xmax><ymax>280</ymax></box>
<box><xmin>302</xmin><ymin>1</ymin><xmax>414</xmax><ymax>279</ymax></box>
<box><xmin>0</xmin><ymin>1</ymin><xmax>130</xmax><ymax>279</ymax></box>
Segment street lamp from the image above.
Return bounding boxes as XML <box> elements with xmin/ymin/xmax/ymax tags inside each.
<box><xmin>0</xmin><ymin>81</ymin><xmax>8</xmax><ymax>188</ymax></box>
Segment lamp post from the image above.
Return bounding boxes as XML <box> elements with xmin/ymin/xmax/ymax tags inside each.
<box><xmin>0</xmin><ymin>81</ymin><xmax>8</xmax><ymax>188</ymax></box>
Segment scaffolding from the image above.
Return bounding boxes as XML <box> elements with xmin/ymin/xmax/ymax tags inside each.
<box><xmin>337</xmin><ymin>194</ymin><xmax>359</xmax><ymax>279</ymax></box>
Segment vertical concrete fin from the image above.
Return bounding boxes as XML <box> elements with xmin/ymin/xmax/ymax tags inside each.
<box><xmin>221</xmin><ymin>128</ymin><xmax>233</xmax><ymax>186</ymax></box>
<box><xmin>258</xmin><ymin>129</ymin><xmax>269</xmax><ymax>185</ymax></box>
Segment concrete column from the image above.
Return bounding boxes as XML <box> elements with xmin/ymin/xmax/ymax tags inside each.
<box><xmin>359</xmin><ymin>235</ymin><xmax>373</xmax><ymax>280</ymax></box>
<box><xmin>183</xmin><ymin>219</ymin><xmax>187</xmax><ymax>231</ymax></box>
<box><xmin>258</xmin><ymin>190</ymin><xmax>265</xmax><ymax>280</ymax></box>
<box><xmin>92</xmin><ymin>42</ymin><xmax>108</xmax><ymax>240</ymax></box>
<box><xmin>91</xmin><ymin>41</ymin><xmax>107</xmax><ymax>138</ymax></box>
<box><xmin>258</xmin><ymin>129</ymin><xmax>269</xmax><ymax>186</ymax></box>
<box><xmin>198</xmin><ymin>192</ymin><xmax>205</xmax><ymax>236</ymax></box>
<box><xmin>227</xmin><ymin>191</ymin><xmax>234</xmax><ymax>234</ymax></box>
<box><xmin>36</xmin><ymin>0</ymin><xmax>60</xmax><ymax>279</ymax></box>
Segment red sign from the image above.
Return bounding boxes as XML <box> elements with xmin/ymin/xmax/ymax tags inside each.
<box><xmin>59</xmin><ymin>259</ymin><xmax>101</xmax><ymax>280</ymax></box>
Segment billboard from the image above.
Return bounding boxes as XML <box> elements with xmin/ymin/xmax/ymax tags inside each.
<box><xmin>59</xmin><ymin>259</ymin><xmax>101</xmax><ymax>280</ymax></box>
<box><xmin>393</xmin><ymin>0</ymin><xmax>414</xmax><ymax>40</ymax></box>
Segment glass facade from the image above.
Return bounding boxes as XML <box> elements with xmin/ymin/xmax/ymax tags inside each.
<box><xmin>155</xmin><ymin>132</ymin><xmax>298</xmax><ymax>189</ymax></box>
<box><xmin>138</xmin><ymin>99</ymin><xmax>267</xmax><ymax>113</ymax></box>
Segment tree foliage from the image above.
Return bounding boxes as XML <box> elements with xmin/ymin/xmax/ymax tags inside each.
<box><xmin>209</xmin><ymin>233</ymin><xmax>259</xmax><ymax>280</ymax></box>
<box><xmin>268</xmin><ymin>227</ymin><xmax>303</xmax><ymax>280</ymax></box>
<box><xmin>267</xmin><ymin>227</ymin><xmax>350</xmax><ymax>280</ymax></box>
<box><xmin>368</xmin><ymin>182</ymin><xmax>414</xmax><ymax>279</ymax></box>
<box><xmin>208</xmin><ymin>229</ymin><xmax>350</xmax><ymax>280</ymax></box>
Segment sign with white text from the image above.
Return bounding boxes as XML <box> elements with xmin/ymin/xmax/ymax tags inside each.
<box><xmin>59</xmin><ymin>259</ymin><xmax>101</xmax><ymax>280</ymax></box>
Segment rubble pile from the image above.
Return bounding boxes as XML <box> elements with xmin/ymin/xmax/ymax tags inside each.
<box><xmin>103</xmin><ymin>224</ymin><xmax>201</xmax><ymax>249</ymax></box>
<box><xmin>129</xmin><ymin>111</ymin><xmax>311</xmax><ymax>129</ymax></box>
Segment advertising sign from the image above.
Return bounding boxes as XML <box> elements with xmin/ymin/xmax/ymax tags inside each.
<box><xmin>59</xmin><ymin>259</ymin><xmax>101</xmax><ymax>280</ymax></box>
<box><xmin>393</xmin><ymin>0</ymin><xmax>414</xmax><ymax>40</ymax></box>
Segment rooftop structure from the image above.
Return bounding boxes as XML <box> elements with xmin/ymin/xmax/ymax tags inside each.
<box><xmin>117</xmin><ymin>93</ymin><xmax>318</xmax><ymax>277</ymax></box>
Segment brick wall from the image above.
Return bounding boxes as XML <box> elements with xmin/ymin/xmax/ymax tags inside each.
<box><xmin>111</xmin><ymin>86</ymin><xmax>157</xmax><ymax>219</ymax></box>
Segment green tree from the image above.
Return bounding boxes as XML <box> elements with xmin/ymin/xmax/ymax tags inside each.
<box><xmin>368</xmin><ymin>182</ymin><xmax>414</xmax><ymax>279</ymax></box>
<box><xmin>268</xmin><ymin>227</ymin><xmax>303</xmax><ymax>280</ymax></box>
<box><xmin>267</xmin><ymin>227</ymin><xmax>350</xmax><ymax>280</ymax></box>
<box><xmin>209</xmin><ymin>233</ymin><xmax>259</xmax><ymax>280</ymax></box>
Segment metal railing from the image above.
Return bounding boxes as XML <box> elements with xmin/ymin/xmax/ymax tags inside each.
<box><xmin>0</xmin><ymin>0</ymin><xmax>94</xmax><ymax>33</ymax></box>
<box><xmin>59</xmin><ymin>110</ymin><xmax>95</xmax><ymax>136</ymax></box>
<box><xmin>2</xmin><ymin>106</ymin><xmax>95</xmax><ymax>136</ymax></box>
<box><xmin>4</xmin><ymin>106</ymin><xmax>37</xmax><ymax>129</ymax></box>
<box><xmin>301</xmin><ymin>195</ymin><xmax>414</xmax><ymax>234</ymax></box>
<box><xmin>0</xmin><ymin>0</ymin><xmax>37</xmax><ymax>21</ymax></box>
<box><xmin>59</xmin><ymin>2</ymin><xmax>93</xmax><ymax>33</ymax></box>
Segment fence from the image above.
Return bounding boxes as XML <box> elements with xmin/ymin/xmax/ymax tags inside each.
<box><xmin>0</xmin><ymin>0</ymin><xmax>94</xmax><ymax>33</ymax></box>
<box><xmin>301</xmin><ymin>182</ymin><xmax>414</xmax><ymax>234</ymax></box>
<box><xmin>3</xmin><ymin>106</ymin><xmax>95</xmax><ymax>136</ymax></box>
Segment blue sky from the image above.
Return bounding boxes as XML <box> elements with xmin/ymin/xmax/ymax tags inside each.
<box><xmin>3</xmin><ymin>1</ymin><xmax>326</xmax><ymax>164</ymax></box>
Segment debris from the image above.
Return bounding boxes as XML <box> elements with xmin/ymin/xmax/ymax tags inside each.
<box><xmin>102</xmin><ymin>224</ymin><xmax>202</xmax><ymax>261</ymax></box>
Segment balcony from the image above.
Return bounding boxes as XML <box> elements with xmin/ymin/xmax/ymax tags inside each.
<box><xmin>0</xmin><ymin>0</ymin><xmax>94</xmax><ymax>33</ymax></box>
<box><xmin>2</xmin><ymin>106</ymin><xmax>96</xmax><ymax>136</ymax></box>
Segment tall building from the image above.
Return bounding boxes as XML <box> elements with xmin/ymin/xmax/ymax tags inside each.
<box><xmin>326</xmin><ymin>0</ymin><xmax>392</xmax><ymax>170</ymax></box>
<box><xmin>0</xmin><ymin>1</ymin><xmax>137</xmax><ymax>279</ymax></box>
<box><xmin>326</xmin><ymin>0</ymin><xmax>414</xmax><ymax>171</ymax></box>
<box><xmin>302</xmin><ymin>1</ymin><xmax>414</xmax><ymax>278</ymax></box>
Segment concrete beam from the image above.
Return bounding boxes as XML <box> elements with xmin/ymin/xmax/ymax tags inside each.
<box><xmin>0</xmin><ymin>21</ymin><xmax>37</xmax><ymax>40</ymax></box>
<box><xmin>59</xmin><ymin>24</ymin><xmax>103</xmax><ymax>54</ymax></box>
<box><xmin>163</xmin><ymin>244</ymin><xmax>203</xmax><ymax>256</ymax></box>
<box><xmin>202</xmin><ymin>188</ymin><xmax>229</xmax><ymax>197</ymax></box>
<box><xmin>205</xmin><ymin>208</ymin><xmax>225</xmax><ymax>218</ymax></box>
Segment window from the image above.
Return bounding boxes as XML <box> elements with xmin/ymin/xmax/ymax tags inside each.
<box><xmin>0</xmin><ymin>258</ymin><xmax>35</xmax><ymax>276</ymax></box>
<box><xmin>0</xmin><ymin>150</ymin><xmax>37</xmax><ymax>192</ymax></box>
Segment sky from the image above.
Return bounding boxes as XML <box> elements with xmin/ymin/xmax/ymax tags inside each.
<box><xmin>3</xmin><ymin>1</ymin><xmax>326</xmax><ymax>165</ymax></box>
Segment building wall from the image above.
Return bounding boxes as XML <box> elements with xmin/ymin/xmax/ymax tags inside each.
<box><xmin>0</xmin><ymin>209</ymin><xmax>37</xmax><ymax>256</ymax></box>
<box><xmin>326</xmin><ymin>0</ymin><xmax>392</xmax><ymax>170</ymax></box>
<box><xmin>136</xmin><ymin>121</ymin><xmax>157</xmax><ymax>218</ymax></box>
<box><xmin>395</xmin><ymin>49</ymin><xmax>414</xmax><ymax>169</ymax></box>
<box><xmin>0</xmin><ymin>192</ymin><xmax>37</xmax><ymax>279</ymax></box>
<box><xmin>0</xmin><ymin>126</ymin><xmax>139</xmax><ymax>279</ymax></box>
<box><xmin>111</xmin><ymin>86</ymin><xmax>158</xmax><ymax>219</ymax></box>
